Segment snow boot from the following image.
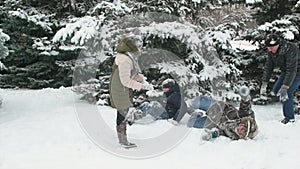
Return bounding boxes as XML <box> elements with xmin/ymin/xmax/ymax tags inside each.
<box><xmin>281</xmin><ymin>117</ymin><xmax>295</xmax><ymax>124</ymax></box>
<box><xmin>116</xmin><ymin>121</ymin><xmax>137</xmax><ymax>149</ymax></box>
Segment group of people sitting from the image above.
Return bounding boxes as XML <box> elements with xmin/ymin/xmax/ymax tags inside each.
<box><xmin>128</xmin><ymin>79</ymin><xmax>258</xmax><ymax>141</ymax></box>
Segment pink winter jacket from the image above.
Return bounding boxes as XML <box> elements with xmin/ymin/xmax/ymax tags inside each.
<box><xmin>115</xmin><ymin>53</ymin><xmax>144</xmax><ymax>90</ymax></box>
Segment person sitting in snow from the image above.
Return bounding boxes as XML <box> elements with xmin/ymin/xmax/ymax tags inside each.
<box><xmin>187</xmin><ymin>86</ymin><xmax>258</xmax><ymax>141</ymax></box>
<box><xmin>130</xmin><ymin>79</ymin><xmax>187</xmax><ymax>124</ymax></box>
<box><xmin>160</xmin><ymin>79</ymin><xmax>187</xmax><ymax>122</ymax></box>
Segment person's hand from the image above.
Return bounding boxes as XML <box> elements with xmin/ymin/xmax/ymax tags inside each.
<box><xmin>126</xmin><ymin>108</ymin><xmax>136</xmax><ymax>126</ymax></box>
<box><xmin>141</xmin><ymin>82</ymin><xmax>154</xmax><ymax>91</ymax></box>
<box><xmin>277</xmin><ymin>86</ymin><xmax>289</xmax><ymax>101</ymax></box>
<box><xmin>201</xmin><ymin>128</ymin><xmax>219</xmax><ymax>141</ymax></box>
<box><xmin>260</xmin><ymin>82</ymin><xmax>268</xmax><ymax>95</ymax></box>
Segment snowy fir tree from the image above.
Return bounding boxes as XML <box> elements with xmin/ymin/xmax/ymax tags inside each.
<box><xmin>0</xmin><ymin>0</ymin><xmax>299</xmax><ymax>105</ymax></box>
<box><xmin>52</xmin><ymin>0</ymin><xmax>256</xmax><ymax>104</ymax></box>
<box><xmin>0</xmin><ymin>0</ymin><xmax>86</xmax><ymax>88</ymax></box>
<box><xmin>0</xmin><ymin>29</ymin><xmax>10</xmax><ymax>70</ymax></box>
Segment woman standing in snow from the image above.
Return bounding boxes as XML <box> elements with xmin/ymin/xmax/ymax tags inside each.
<box><xmin>109</xmin><ymin>30</ymin><xmax>153</xmax><ymax>148</ymax></box>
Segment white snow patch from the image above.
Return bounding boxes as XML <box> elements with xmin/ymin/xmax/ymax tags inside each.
<box><xmin>246</xmin><ymin>0</ymin><xmax>263</xmax><ymax>4</ymax></box>
<box><xmin>0</xmin><ymin>88</ymin><xmax>300</xmax><ymax>169</ymax></box>
<box><xmin>230</xmin><ymin>40</ymin><xmax>259</xmax><ymax>51</ymax></box>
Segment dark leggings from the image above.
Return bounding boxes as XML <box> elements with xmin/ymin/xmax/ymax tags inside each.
<box><xmin>116</xmin><ymin>108</ymin><xmax>129</xmax><ymax>125</ymax></box>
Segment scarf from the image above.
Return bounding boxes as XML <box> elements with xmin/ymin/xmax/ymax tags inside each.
<box><xmin>125</xmin><ymin>52</ymin><xmax>141</xmax><ymax>76</ymax></box>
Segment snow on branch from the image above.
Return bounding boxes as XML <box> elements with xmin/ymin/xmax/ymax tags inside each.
<box><xmin>8</xmin><ymin>8</ymin><xmax>54</xmax><ymax>31</ymax></box>
<box><xmin>139</xmin><ymin>21</ymin><xmax>202</xmax><ymax>50</ymax></box>
<box><xmin>296</xmin><ymin>1</ymin><xmax>300</xmax><ymax>8</ymax></box>
<box><xmin>138</xmin><ymin>21</ymin><xmax>227</xmax><ymax>77</ymax></box>
<box><xmin>0</xmin><ymin>29</ymin><xmax>10</xmax><ymax>69</ymax></box>
<box><xmin>187</xmin><ymin>51</ymin><xmax>230</xmax><ymax>81</ymax></box>
<box><xmin>0</xmin><ymin>29</ymin><xmax>10</xmax><ymax>43</ymax></box>
<box><xmin>53</xmin><ymin>16</ymin><xmax>105</xmax><ymax>46</ymax></box>
<box><xmin>0</xmin><ymin>29</ymin><xmax>10</xmax><ymax>58</ymax></box>
<box><xmin>91</xmin><ymin>1</ymin><xmax>132</xmax><ymax>15</ymax></box>
<box><xmin>136</xmin><ymin>20</ymin><xmax>232</xmax><ymax>97</ymax></box>
<box><xmin>245</xmin><ymin>0</ymin><xmax>263</xmax><ymax>4</ymax></box>
<box><xmin>258</xmin><ymin>19</ymin><xmax>299</xmax><ymax>40</ymax></box>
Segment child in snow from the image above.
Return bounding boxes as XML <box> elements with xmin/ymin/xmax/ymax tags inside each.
<box><xmin>109</xmin><ymin>29</ymin><xmax>153</xmax><ymax>148</ymax></box>
<box><xmin>130</xmin><ymin>79</ymin><xmax>187</xmax><ymax>124</ymax></box>
<box><xmin>188</xmin><ymin>86</ymin><xmax>258</xmax><ymax>141</ymax></box>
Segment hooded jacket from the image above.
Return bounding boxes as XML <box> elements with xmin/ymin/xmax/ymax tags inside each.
<box><xmin>109</xmin><ymin>36</ymin><xmax>144</xmax><ymax>110</ymax></box>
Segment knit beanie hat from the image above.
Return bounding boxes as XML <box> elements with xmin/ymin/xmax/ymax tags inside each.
<box><xmin>162</xmin><ymin>79</ymin><xmax>175</xmax><ymax>88</ymax></box>
<box><xmin>265</xmin><ymin>34</ymin><xmax>280</xmax><ymax>47</ymax></box>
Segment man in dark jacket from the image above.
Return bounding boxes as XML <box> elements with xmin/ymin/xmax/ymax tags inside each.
<box><xmin>131</xmin><ymin>79</ymin><xmax>187</xmax><ymax>124</ymax></box>
<box><xmin>161</xmin><ymin>79</ymin><xmax>187</xmax><ymax>122</ymax></box>
<box><xmin>260</xmin><ymin>34</ymin><xmax>300</xmax><ymax>124</ymax></box>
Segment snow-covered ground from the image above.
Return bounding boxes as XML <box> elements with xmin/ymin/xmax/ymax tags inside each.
<box><xmin>0</xmin><ymin>88</ymin><xmax>300</xmax><ymax>169</ymax></box>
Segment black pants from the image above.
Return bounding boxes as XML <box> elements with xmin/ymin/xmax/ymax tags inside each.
<box><xmin>116</xmin><ymin>108</ymin><xmax>129</xmax><ymax>125</ymax></box>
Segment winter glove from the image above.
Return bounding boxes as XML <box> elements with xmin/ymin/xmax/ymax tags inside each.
<box><xmin>277</xmin><ymin>86</ymin><xmax>289</xmax><ymax>102</ymax></box>
<box><xmin>126</xmin><ymin>108</ymin><xmax>136</xmax><ymax>125</ymax></box>
<box><xmin>201</xmin><ymin>128</ymin><xmax>219</xmax><ymax>141</ymax></box>
<box><xmin>126</xmin><ymin>108</ymin><xmax>145</xmax><ymax>125</ymax></box>
<box><xmin>260</xmin><ymin>82</ymin><xmax>268</xmax><ymax>95</ymax></box>
<box><xmin>142</xmin><ymin>82</ymin><xmax>154</xmax><ymax>91</ymax></box>
<box><xmin>239</xmin><ymin>86</ymin><xmax>250</xmax><ymax>101</ymax></box>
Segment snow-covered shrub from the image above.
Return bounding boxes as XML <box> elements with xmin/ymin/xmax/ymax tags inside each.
<box><xmin>0</xmin><ymin>29</ymin><xmax>10</xmax><ymax>70</ymax></box>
